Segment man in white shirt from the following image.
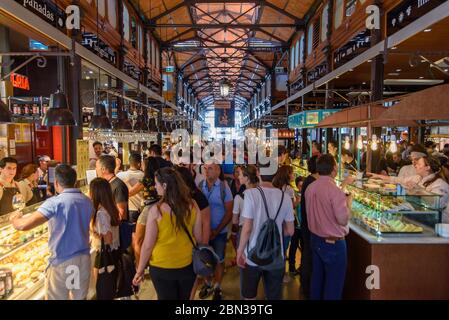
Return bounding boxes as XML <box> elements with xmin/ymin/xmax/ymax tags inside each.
<box><xmin>117</xmin><ymin>153</ymin><xmax>144</xmax><ymax>223</ymax></box>
<box><xmin>237</xmin><ymin>182</ymin><xmax>294</xmax><ymax>300</ymax></box>
<box><xmin>88</xmin><ymin>141</ymin><xmax>104</xmax><ymax>170</ymax></box>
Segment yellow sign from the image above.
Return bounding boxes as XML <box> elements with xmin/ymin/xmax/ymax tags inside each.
<box><xmin>76</xmin><ymin>139</ymin><xmax>89</xmax><ymax>180</ymax></box>
<box><xmin>122</xmin><ymin>143</ymin><xmax>129</xmax><ymax>166</ymax></box>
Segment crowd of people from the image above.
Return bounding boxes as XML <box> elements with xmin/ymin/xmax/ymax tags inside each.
<box><xmin>1</xmin><ymin>136</ymin><xmax>449</xmax><ymax>301</ymax></box>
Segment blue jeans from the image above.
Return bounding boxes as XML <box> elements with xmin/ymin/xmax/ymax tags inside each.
<box><xmin>310</xmin><ymin>233</ymin><xmax>347</xmax><ymax>300</ymax></box>
<box><xmin>209</xmin><ymin>232</ymin><xmax>227</xmax><ymax>263</ymax></box>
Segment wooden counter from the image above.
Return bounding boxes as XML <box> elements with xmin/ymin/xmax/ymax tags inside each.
<box><xmin>344</xmin><ymin>222</ymin><xmax>449</xmax><ymax>299</ymax></box>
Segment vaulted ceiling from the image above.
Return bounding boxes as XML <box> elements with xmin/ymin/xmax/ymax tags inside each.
<box><xmin>134</xmin><ymin>0</ymin><xmax>317</xmax><ymax>109</ymax></box>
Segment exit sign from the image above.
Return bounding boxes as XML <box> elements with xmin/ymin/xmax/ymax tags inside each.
<box><xmin>10</xmin><ymin>73</ymin><xmax>30</xmax><ymax>90</ymax></box>
<box><xmin>165</xmin><ymin>66</ymin><xmax>175</xmax><ymax>73</ymax></box>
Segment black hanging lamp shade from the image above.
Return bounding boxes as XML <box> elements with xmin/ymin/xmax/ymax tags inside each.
<box><xmin>113</xmin><ymin>109</ymin><xmax>133</xmax><ymax>131</ymax></box>
<box><xmin>89</xmin><ymin>103</ymin><xmax>111</xmax><ymax>130</ymax></box>
<box><xmin>0</xmin><ymin>100</ymin><xmax>12</xmax><ymax>123</ymax></box>
<box><xmin>42</xmin><ymin>92</ymin><xmax>76</xmax><ymax>126</ymax></box>
<box><xmin>148</xmin><ymin>117</ymin><xmax>158</xmax><ymax>132</ymax></box>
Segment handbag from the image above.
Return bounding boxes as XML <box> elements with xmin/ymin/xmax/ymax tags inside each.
<box><xmin>115</xmin><ymin>247</ymin><xmax>139</xmax><ymax>298</ymax></box>
<box><xmin>95</xmin><ymin>237</ymin><xmax>117</xmax><ymax>300</ymax></box>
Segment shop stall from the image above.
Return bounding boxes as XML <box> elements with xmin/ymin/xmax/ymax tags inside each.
<box><xmin>310</xmin><ymin>87</ymin><xmax>449</xmax><ymax>299</ymax></box>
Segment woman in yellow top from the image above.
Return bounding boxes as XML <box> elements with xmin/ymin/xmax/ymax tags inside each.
<box><xmin>133</xmin><ymin>167</ymin><xmax>202</xmax><ymax>300</ymax></box>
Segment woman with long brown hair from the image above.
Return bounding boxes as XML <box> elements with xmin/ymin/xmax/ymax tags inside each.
<box><xmin>90</xmin><ymin>177</ymin><xmax>120</xmax><ymax>255</ymax></box>
<box><xmin>133</xmin><ymin>167</ymin><xmax>202</xmax><ymax>300</ymax></box>
<box><xmin>272</xmin><ymin>165</ymin><xmax>299</xmax><ymax>283</ymax></box>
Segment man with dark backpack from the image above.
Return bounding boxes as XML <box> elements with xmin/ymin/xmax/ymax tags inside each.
<box><xmin>236</xmin><ymin>166</ymin><xmax>294</xmax><ymax>300</ymax></box>
<box><xmin>198</xmin><ymin>163</ymin><xmax>233</xmax><ymax>300</ymax></box>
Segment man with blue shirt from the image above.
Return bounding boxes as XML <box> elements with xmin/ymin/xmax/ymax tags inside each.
<box><xmin>10</xmin><ymin>164</ymin><xmax>93</xmax><ymax>300</ymax></box>
<box><xmin>199</xmin><ymin>163</ymin><xmax>233</xmax><ymax>300</ymax></box>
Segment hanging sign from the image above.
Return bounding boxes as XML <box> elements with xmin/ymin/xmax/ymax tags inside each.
<box><xmin>333</xmin><ymin>29</ymin><xmax>371</xmax><ymax>69</ymax></box>
<box><xmin>82</xmin><ymin>33</ymin><xmax>116</xmax><ymax>65</ymax></box>
<box><xmin>14</xmin><ymin>0</ymin><xmax>66</xmax><ymax>30</ymax></box>
<box><xmin>215</xmin><ymin>102</ymin><xmax>235</xmax><ymax>128</ymax></box>
<box><xmin>387</xmin><ymin>0</ymin><xmax>447</xmax><ymax>36</ymax></box>
<box><xmin>10</xmin><ymin>73</ymin><xmax>30</xmax><ymax>91</ymax></box>
<box><xmin>307</xmin><ymin>62</ymin><xmax>328</xmax><ymax>83</ymax></box>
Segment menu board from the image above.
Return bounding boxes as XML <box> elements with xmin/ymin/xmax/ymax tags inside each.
<box><xmin>76</xmin><ymin>139</ymin><xmax>89</xmax><ymax>180</ymax></box>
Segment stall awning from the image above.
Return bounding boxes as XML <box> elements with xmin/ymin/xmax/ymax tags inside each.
<box><xmin>377</xmin><ymin>84</ymin><xmax>449</xmax><ymax>122</ymax></box>
<box><xmin>316</xmin><ymin>103</ymin><xmax>418</xmax><ymax>128</ymax></box>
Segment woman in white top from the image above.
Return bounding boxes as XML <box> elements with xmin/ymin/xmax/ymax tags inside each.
<box><xmin>414</xmin><ymin>156</ymin><xmax>449</xmax><ymax>223</ymax></box>
<box><xmin>89</xmin><ymin>177</ymin><xmax>121</xmax><ymax>299</ymax></box>
<box><xmin>231</xmin><ymin>165</ymin><xmax>258</xmax><ymax>251</ymax></box>
<box><xmin>272</xmin><ymin>165</ymin><xmax>299</xmax><ymax>283</ymax></box>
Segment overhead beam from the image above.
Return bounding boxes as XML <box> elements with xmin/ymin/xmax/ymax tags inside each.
<box><xmin>149</xmin><ymin>2</ymin><xmax>186</xmax><ymax>22</ymax></box>
<box><xmin>149</xmin><ymin>23</ymin><xmax>298</xmax><ymax>29</ymax></box>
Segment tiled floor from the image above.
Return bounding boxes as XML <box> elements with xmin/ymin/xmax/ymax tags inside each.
<box><xmin>137</xmin><ymin>240</ymin><xmax>304</xmax><ymax>300</ymax></box>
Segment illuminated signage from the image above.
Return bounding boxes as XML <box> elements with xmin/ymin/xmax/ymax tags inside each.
<box><xmin>10</xmin><ymin>73</ymin><xmax>30</xmax><ymax>91</ymax></box>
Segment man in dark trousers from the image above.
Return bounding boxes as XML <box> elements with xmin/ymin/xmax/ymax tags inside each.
<box><xmin>299</xmin><ymin>155</ymin><xmax>319</xmax><ymax>299</ymax></box>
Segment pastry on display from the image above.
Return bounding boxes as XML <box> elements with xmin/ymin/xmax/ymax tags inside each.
<box><xmin>351</xmin><ymin>200</ymin><xmax>424</xmax><ymax>234</ymax></box>
<box><xmin>0</xmin><ymin>237</ymin><xmax>49</xmax><ymax>291</ymax></box>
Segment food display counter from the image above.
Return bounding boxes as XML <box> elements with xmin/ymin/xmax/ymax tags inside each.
<box><xmin>0</xmin><ymin>202</ymin><xmax>50</xmax><ymax>300</ymax></box>
<box><xmin>0</xmin><ymin>186</ymin><xmax>96</xmax><ymax>300</ymax></box>
<box><xmin>343</xmin><ymin>179</ymin><xmax>449</xmax><ymax>299</ymax></box>
<box><xmin>291</xmin><ymin>159</ymin><xmax>309</xmax><ymax>178</ymax></box>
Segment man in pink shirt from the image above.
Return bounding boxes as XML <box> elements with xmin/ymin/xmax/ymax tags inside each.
<box><xmin>305</xmin><ymin>154</ymin><xmax>353</xmax><ymax>300</ymax></box>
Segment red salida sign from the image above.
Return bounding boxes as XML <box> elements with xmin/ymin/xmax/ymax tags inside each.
<box><xmin>10</xmin><ymin>73</ymin><xmax>30</xmax><ymax>90</ymax></box>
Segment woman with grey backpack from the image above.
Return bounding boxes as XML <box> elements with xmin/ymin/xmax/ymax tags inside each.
<box><xmin>236</xmin><ymin>165</ymin><xmax>295</xmax><ymax>300</ymax></box>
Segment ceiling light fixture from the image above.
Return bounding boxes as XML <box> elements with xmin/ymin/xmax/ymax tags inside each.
<box><xmin>220</xmin><ymin>78</ymin><xmax>230</xmax><ymax>97</ymax></box>
<box><xmin>42</xmin><ymin>91</ymin><xmax>76</xmax><ymax>126</ymax></box>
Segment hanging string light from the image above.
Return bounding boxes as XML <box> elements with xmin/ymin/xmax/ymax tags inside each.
<box><xmin>357</xmin><ymin>135</ymin><xmax>364</xmax><ymax>150</ymax></box>
<box><xmin>389</xmin><ymin>135</ymin><xmax>398</xmax><ymax>153</ymax></box>
<box><xmin>344</xmin><ymin>136</ymin><xmax>351</xmax><ymax>150</ymax></box>
<box><xmin>371</xmin><ymin>134</ymin><xmax>378</xmax><ymax>151</ymax></box>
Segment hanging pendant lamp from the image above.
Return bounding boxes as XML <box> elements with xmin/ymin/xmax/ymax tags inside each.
<box><xmin>0</xmin><ymin>100</ymin><xmax>12</xmax><ymax>123</ymax></box>
<box><xmin>89</xmin><ymin>103</ymin><xmax>111</xmax><ymax>130</ymax></box>
<box><xmin>42</xmin><ymin>91</ymin><xmax>76</xmax><ymax>126</ymax></box>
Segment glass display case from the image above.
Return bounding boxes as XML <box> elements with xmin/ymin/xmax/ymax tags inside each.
<box><xmin>345</xmin><ymin>178</ymin><xmax>442</xmax><ymax>237</ymax></box>
<box><xmin>0</xmin><ymin>202</ymin><xmax>49</xmax><ymax>300</ymax></box>
<box><xmin>0</xmin><ymin>185</ymin><xmax>90</xmax><ymax>300</ymax></box>
<box><xmin>291</xmin><ymin>159</ymin><xmax>309</xmax><ymax>178</ymax></box>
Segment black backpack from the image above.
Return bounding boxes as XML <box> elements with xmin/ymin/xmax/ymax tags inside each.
<box><xmin>248</xmin><ymin>187</ymin><xmax>285</xmax><ymax>270</ymax></box>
